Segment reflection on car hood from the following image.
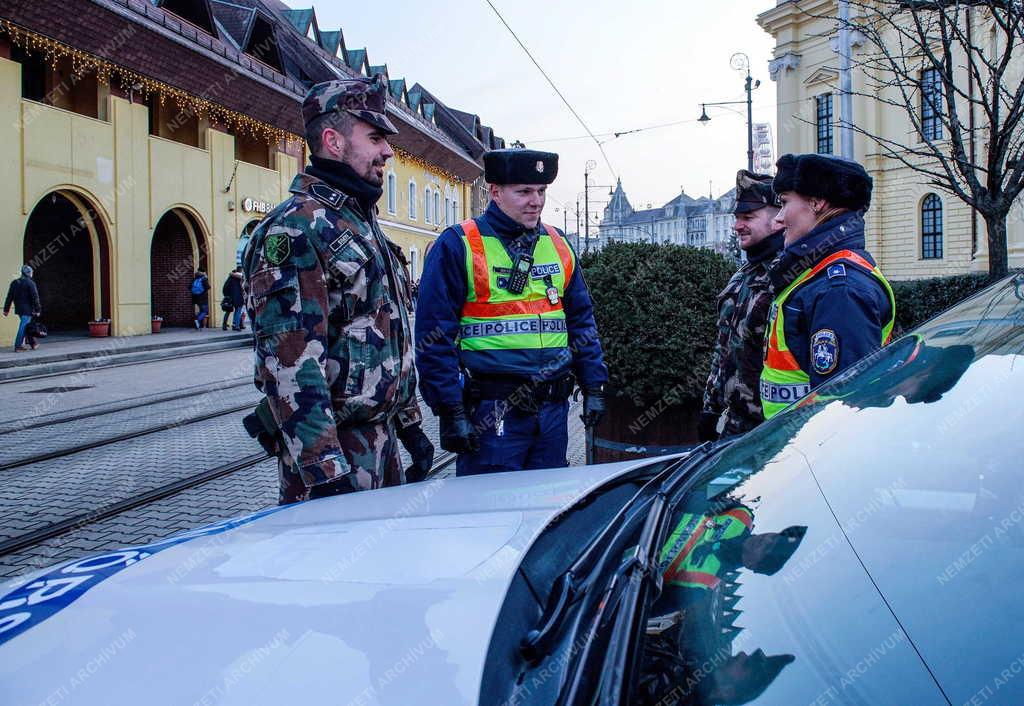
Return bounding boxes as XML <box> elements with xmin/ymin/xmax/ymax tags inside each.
<box><xmin>0</xmin><ymin>461</ymin><xmax>648</xmax><ymax>705</ymax></box>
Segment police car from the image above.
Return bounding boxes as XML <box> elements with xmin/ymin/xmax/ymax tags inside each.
<box><xmin>2</xmin><ymin>274</ymin><xmax>1022</xmax><ymax>705</ymax></box>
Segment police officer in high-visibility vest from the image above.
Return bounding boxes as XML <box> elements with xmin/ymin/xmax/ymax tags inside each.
<box><xmin>760</xmin><ymin>153</ymin><xmax>896</xmax><ymax>419</ymax></box>
<box><xmin>415</xmin><ymin>148</ymin><xmax>608</xmax><ymax>475</ymax></box>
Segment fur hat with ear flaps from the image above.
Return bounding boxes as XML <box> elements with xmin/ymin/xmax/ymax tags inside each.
<box><xmin>773</xmin><ymin>153</ymin><xmax>873</xmax><ymax>212</ymax></box>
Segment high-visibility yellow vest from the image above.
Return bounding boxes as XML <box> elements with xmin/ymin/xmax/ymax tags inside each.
<box><xmin>760</xmin><ymin>250</ymin><xmax>896</xmax><ymax>419</ymax></box>
<box><xmin>659</xmin><ymin>507</ymin><xmax>754</xmax><ymax>591</ymax></box>
<box><xmin>458</xmin><ymin>218</ymin><xmax>575</xmax><ymax>358</ymax></box>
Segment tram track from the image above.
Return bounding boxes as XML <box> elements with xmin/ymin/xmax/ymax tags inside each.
<box><xmin>0</xmin><ymin>377</ymin><xmax>252</xmax><ymax>436</ymax></box>
<box><xmin>0</xmin><ymin>450</ymin><xmax>458</xmax><ymax>560</ymax></box>
<box><xmin>0</xmin><ymin>401</ymin><xmax>257</xmax><ymax>472</ymax></box>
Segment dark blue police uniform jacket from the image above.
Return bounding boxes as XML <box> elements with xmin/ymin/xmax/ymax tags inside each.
<box><xmin>768</xmin><ymin>211</ymin><xmax>893</xmax><ymax>388</ymax></box>
<box><xmin>415</xmin><ymin>202</ymin><xmax>608</xmax><ymax>474</ymax></box>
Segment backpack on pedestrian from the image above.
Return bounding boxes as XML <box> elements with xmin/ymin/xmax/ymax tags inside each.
<box><xmin>190</xmin><ymin>277</ymin><xmax>205</xmax><ymax>296</ymax></box>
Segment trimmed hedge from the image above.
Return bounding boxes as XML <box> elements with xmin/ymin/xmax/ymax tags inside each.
<box><xmin>892</xmin><ymin>273</ymin><xmax>991</xmax><ymax>333</ymax></box>
<box><xmin>580</xmin><ymin>243</ymin><xmax>735</xmax><ymax>406</ymax></box>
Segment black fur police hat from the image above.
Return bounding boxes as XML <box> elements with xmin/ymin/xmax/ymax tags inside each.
<box><xmin>484</xmin><ymin>149</ymin><xmax>558</xmax><ymax>185</ymax></box>
<box><xmin>773</xmin><ymin>153</ymin><xmax>873</xmax><ymax>212</ymax></box>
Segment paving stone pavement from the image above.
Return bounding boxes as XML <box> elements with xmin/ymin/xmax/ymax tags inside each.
<box><xmin>0</xmin><ymin>383</ymin><xmax>259</xmax><ymax>464</ymax></box>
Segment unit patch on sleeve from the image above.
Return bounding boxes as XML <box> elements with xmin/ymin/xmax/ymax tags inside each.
<box><xmin>264</xmin><ymin>233</ymin><xmax>291</xmax><ymax>265</ymax></box>
<box><xmin>811</xmin><ymin>328</ymin><xmax>839</xmax><ymax>375</ymax></box>
<box><xmin>826</xmin><ymin>263</ymin><xmax>847</xmax><ymax>279</ymax></box>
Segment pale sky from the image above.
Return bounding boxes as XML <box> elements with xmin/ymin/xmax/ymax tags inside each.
<box><xmin>306</xmin><ymin>0</ymin><xmax>779</xmax><ymax>229</ymax></box>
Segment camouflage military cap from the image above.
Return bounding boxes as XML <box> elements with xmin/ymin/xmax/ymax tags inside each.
<box><xmin>302</xmin><ymin>74</ymin><xmax>398</xmax><ymax>136</ymax></box>
<box><xmin>734</xmin><ymin>170</ymin><xmax>780</xmax><ymax>214</ymax></box>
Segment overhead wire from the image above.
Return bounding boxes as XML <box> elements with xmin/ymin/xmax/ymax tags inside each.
<box><xmin>521</xmin><ymin>94</ymin><xmax>820</xmax><ymax>145</ymax></box>
<box><xmin>483</xmin><ymin>0</ymin><xmax>617</xmax><ymax>179</ymax></box>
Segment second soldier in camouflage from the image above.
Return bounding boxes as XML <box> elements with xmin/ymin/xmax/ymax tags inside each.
<box><xmin>699</xmin><ymin>170</ymin><xmax>784</xmax><ymax>440</ymax></box>
<box><xmin>243</xmin><ymin>75</ymin><xmax>433</xmax><ymax>504</ymax></box>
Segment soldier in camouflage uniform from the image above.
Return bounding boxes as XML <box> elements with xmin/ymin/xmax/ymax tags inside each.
<box><xmin>243</xmin><ymin>75</ymin><xmax>433</xmax><ymax>504</ymax></box>
<box><xmin>699</xmin><ymin>170</ymin><xmax>785</xmax><ymax>441</ymax></box>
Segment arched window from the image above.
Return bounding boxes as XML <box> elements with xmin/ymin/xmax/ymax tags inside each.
<box><xmin>387</xmin><ymin>172</ymin><xmax>396</xmax><ymax>214</ymax></box>
<box><xmin>922</xmin><ymin>193</ymin><xmax>943</xmax><ymax>259</ymax></box>
<box><xmin>424</xmin><ymin>186</ymin><xmax>432</xmax><ymax>224</ymax></box>
<box><xmin>433</xmin><ymin>191</ymin><xmax>441</xmax><ymax>225</ymax></box>
<box><xmin>444</xmin><ymin>196</ymin><xmax>451</xmax><ymax>225</ymax></box>
<box><xmin>408</xmin><ymin>180</ymin><xmax>417</xmax><ymax>220</ymax></box>
<box><xmin>451</xmin><ymin>195</ymin><xmax>459</xmax><ymax>223</ymax></box>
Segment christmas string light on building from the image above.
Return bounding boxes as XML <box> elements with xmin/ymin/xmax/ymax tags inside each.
<box><xmin>393</xmin><ymin>146</ymin><xmax>463</xmax><ymax>185</ymax></box>
<box><xmin>0</xmin><ymin>19</ymin><xmax>302</xmax><ymax>146</ymax></box>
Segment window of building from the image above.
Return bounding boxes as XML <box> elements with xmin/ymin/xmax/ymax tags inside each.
<box><xmin>408</xmin><ymin>180</ymin><xmax>417</xmax><ymax>220</ymax></box>
<box><xmin>409</xmin><ymin>247</ymin><xmax>419</xmax><ymax>281</ymax></box>
<box><xmin>158</xmin><ymin>0</ymin><xmax>216</xmax><ymax>35</ymax></box>
<box><xmin>451</xmin><ymin>195</ymin><xmax>459</xmax><ymax>223</ymax></box>
<box><xmin>387</xmin><ymin>173</ymin><xmax>397</xmax><ymax>214</ymax></box>
<box><xmin>424</xmin><ymin>186</ymin><xmax>432</xmax><ymax>224</ymax></box>
<box><xmin>434</xmin><ymin>191</ymin><xmax>441</xmax><ymax>225</ymax></box>
<box><xmin>921</xmin><ymin>68</ymin><xmax>944</xmax><ymax>141</ymax></box>
<box><xmin>444</xmin><ymin>197</ymin><xmax>451</xmax><ymax>225</ymax></box>
<box><xmin>922</xmin><ymin>193</ymin><xmax>943</xmax><ymax>259</ymax></box>
<box><xmin>816</xmin><ymin>93</ymin><xmax>834</xmax><ymax>155</ymax></box>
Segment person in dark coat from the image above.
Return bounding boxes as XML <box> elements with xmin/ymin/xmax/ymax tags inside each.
<box><xmin>221</xmin><ymin>267</ymin><xmax>245</xmax><ymax>330</ymax></box>
<box><xmin>3</xmin><ymin>265</ymin><xmax>41</xmax><ymax>352</ymax></box>
<box><xmin>189</xmin><ymin>270</ymin><xmax>210</xmax><ymax>329</ymax></box>
<box><xmin>760</xmin><ymin>154</ymin><xmax>895</xmax><ymax>419</ymax></box>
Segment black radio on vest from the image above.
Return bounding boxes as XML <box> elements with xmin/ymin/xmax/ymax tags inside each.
<box><xmin>506</xmin><ymin>254</ymin><xmax>533</xmax><ymax>294</ymax></box>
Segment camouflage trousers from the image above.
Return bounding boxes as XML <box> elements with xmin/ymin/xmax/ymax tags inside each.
<box><xmin>277</xmin><ymin>419</ymin><xmax>402</xmax><ymax>505</ymax></box>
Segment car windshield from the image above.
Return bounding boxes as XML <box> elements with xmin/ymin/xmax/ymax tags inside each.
<box><xmin>634</xmin><ymin>274</ymin><xmax>1024</xmax><ymax>705</ymax></box>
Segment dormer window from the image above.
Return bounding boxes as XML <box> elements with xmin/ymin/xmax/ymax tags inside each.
<box><xmin>159</xmin><ymin>0</ymin><xmax>216</xmax><ymax>35</ymax></box>
<box><xmin>245</xmin><ymin>15</ymin><xmax>283</xmax><ymax>73</ymax></box>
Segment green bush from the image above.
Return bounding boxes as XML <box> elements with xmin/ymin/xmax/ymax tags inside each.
<box><xmin>581</xmin><ymin>242</ymin><xmax>735</xmax><ymax>406</ymax></box>
<box><xmin>892</xmin><ymin>273</ymin><xmax>991</xmax><ymax>333</ymax></box>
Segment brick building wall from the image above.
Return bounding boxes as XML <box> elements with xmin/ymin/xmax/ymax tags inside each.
<box><xmin>150</xmin><ymin>218</ymin><xmax>199</xmax><ymax>328</ymax></box>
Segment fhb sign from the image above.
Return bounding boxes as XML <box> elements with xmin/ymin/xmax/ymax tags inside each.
<box><xmin>242</xmin><ymin>198</ymin><xmax>273</xmax><ymax>214</ymax></box>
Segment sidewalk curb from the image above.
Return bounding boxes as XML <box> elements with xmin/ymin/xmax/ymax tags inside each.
<box><xmin>0</xmin><ymin>336</ymin><xmax>251</xmax><ymax>382</ymax></box>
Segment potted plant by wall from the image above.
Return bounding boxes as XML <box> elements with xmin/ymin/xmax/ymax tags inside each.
<box><xmin>88</xmin><ymin>318</ymin><xmax>111</xmax><ymax>337</ymax></box>
<box><xmin>580</xmin><ymin>242</ymin><xmax>734</xmax><ymax>463</ymax></box>
<box><xmin>151</xmin><ymin>315</ymin><xmax>163</xmax><ymax>334</ymax></box>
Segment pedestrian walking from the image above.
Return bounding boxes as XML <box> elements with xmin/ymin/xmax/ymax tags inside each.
<box><xmin>760</xmin><ymin>154</ymin><xmax>896</xmax><ymax>419</ymax></box>
<box><xmin>415</xmin><ymin>148</ymin><xmax>608</xmax><ymax>476</ymax></box>
<box><xmin>3</xmin><ymin>265</ymin><xmax>41</xmax><ymax>352</ymax></box>
<box><xmin>189</xmin><ymin>270</ymin><xmax>210</xmax><ymax>329</ymax></box>
<box><xmin>241</xmin><ymin>75</ymin><xmax>432</xmax><ymax>505</ymax></box>
<box><xmin>220</xmin><ymin>267</ymin><xmax>245</xmax><ymax>331</ymax></box>
<box><xmin>699</xmin><ymin>170</ymin><xmax>784</xmax><ymax>441</ymax></box>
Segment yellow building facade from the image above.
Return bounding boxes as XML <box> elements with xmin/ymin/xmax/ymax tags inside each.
<box><xmin>757</xmin><ymin>0</ymin><xmax>1024</xmax><ymax>280</ymax></box>
<box><xmin>0</xmin><ymin>56</ymin><xmax>299</xmax><ymax>345</ymax></box>
<box><xmin>0</xmin><ymin>0</ymin><xmax>498</xmax><ymax>346</ymax></box>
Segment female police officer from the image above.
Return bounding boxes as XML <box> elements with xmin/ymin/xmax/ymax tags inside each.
<box><xmin>760</xmin><ymin>153</ymin><xmax>896</xmax><ymax>419</ymax></box>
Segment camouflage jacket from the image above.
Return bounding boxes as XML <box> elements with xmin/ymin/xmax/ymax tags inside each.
<box><xmin>243</xmin><ymin>172</ymin><xmax>420</xmax><ymax>487</ymax></box>
<box><xmin>702</xmin><ymin>232</ymin><xmax>784</xmax><ymax>436</ymax></box>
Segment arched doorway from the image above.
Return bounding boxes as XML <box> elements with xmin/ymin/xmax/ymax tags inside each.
<box><xmin>150</xmin><ymin>208</ymin><xmax>210</xmax><ymax>328</ymax></box>
<box><xmin>23</xmin><ymin>190</ymin><xmax>111</xmax><ymax>332</ymax></box>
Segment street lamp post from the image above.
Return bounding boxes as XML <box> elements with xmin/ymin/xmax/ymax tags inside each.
<box><xmin>698</xmin><ymin>52</ymin><xmax>760</xmax><ymax>172</ymax></box>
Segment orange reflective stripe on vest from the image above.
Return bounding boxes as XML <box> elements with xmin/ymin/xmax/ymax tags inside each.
<box><xmin>461</xmin><ymin>219</ymin><xmax>491</xmax><ymax>304</ymax></box>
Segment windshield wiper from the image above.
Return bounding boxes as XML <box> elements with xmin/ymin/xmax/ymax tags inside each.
<box><xmin>558</xmin><ymin>441</ymin><xmax>727</xmax><ymax>705</ymax></box>
<box><xmin>519</xmin><ymin>443</ymin><xmax>725</xmax><ymax>671</ymax></box>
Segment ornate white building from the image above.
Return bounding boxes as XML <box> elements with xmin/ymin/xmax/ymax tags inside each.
<box><xmin>597</xmin><ymin>180</ymin><xmax>737</xmax><ymax>256</ymax></box>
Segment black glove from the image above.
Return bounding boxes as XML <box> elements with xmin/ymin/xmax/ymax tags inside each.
<box><xmin>698</xmin><ymin>412</ymin><xmax>720</xmax><ymax>442</ymax></box>
<box><xmin>580</xmin><ymin>388</ymin><xmax>606</xmax><ymax>427</ymax></box>
<box><xmin>438</xmin><ymin>403</ymin><xmax>480</xmax><ymax>454</ymax></box>
<box><xmin>397</xmin><ymin>422</ymin><xmax>435</xmax><ymax>482</ymax></box>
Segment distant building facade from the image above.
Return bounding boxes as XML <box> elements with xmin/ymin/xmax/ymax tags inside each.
<box><xmin>597</xmin><ymin>180</ymin><xmax>737</xmax><ymax>257</ymax></box>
